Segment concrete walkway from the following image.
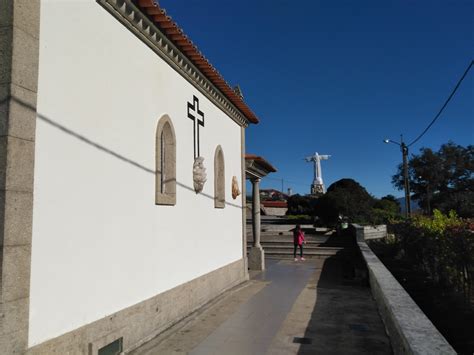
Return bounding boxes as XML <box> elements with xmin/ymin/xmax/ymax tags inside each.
<box><xmin>132</xmin><ymin>258</ymin><xmax>392</xmax><ymax>355</ymax></box>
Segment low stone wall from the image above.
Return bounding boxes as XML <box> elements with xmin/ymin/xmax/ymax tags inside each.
<box><xmin>353</xmin><ymin>224</ymin><xmax>456</xmax><ymax>354</ymax></box>
<box><xmin>354</xmin><ymin>224</ymin><xmax>387</xmax><ymax>240</ymax></box>
<box><xmin>262</xmin><ymin>206</ymin><xmax>288</xmax><ymax>216</ymax></box>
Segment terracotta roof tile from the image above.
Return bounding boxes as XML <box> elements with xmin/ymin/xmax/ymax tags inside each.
<box><xmin>136</xmin><ymin>0</ymin><xmax>259</xmax><ymax>124</ymax></box>
<box><xmin>262</xmin><ymin>201</ymin><xmax>288</xmax><ymax>208</ymax></box>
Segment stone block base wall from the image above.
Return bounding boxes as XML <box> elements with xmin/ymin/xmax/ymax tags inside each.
<box><xmin>26</xmin><ymin>259</ymin><xmax>247</xmax><ymax>354</ymax></box>
<box><xmin>353</xmin><ymin>224</ymin><xmax>455</xmax><ymax>354</ymax></box>
<box><xmin>1</xmin><ymin>1</ymin><xmax>40</xmax><ymax>353</ymax></box>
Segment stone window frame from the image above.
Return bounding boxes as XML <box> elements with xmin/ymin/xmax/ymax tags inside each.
<box><xmin>155</xmin><ymin>114</ymin><xmax>176</xmax><ymax>205</ymax></box>
<box><xmin>214</xmin><ymin>145</ymin><xmax>225</xmax><ymax>208</ymax></box>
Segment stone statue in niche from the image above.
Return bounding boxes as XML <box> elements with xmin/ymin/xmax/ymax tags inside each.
<box><xmin>232</xmin><ymin>176</ymin><xmax>240</xmax><ymax>199</ymax></box>
<box><xmin>193</xmin><ymin>157</ymin><xmax>207</xmax><ymax>193</ymax></box>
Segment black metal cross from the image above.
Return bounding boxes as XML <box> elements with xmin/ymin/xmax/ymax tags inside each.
<box><xmin>187</xmin><ymin>95</ymin><xmax>205</xmax><ymax>159</ymax></box>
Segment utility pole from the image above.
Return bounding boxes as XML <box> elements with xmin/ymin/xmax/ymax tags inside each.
<box><xmin>400</xmin><ymin>136</ymin><xmax>411</xmax><ymax>218</ymax></box>
<box><xmin>384</xmin><ymin>135</ymin><xmax>412</xmax><ymax>218</ymax></box>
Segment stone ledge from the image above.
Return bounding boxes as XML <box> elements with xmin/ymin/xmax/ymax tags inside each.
<box><xmin>353</xmin><ymin>224</ymin><xmax>456</xmax><ymax>354</ymax></box>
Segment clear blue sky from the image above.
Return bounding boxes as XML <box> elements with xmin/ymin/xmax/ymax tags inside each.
<box><xmin>160</xmin><ymin>0</ymin><xmax>473</xmax><ymax>198</ymax></box>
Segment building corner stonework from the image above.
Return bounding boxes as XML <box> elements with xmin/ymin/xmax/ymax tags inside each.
<box><xmin>0</xmin><ymin>0</ymin><xmax>40</xmax><ymax>353</ymax></box>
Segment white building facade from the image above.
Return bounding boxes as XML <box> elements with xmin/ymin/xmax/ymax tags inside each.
<box><xmin>0</xmin><ymin>1</ymin><xmax>259</xmax><ymax>353</ymax></box>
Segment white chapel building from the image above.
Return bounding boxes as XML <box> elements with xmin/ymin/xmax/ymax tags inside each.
<box><xmin>0</xmin><ymin>0</ymin><xmax>260</xmax><ymax>353</ymax></box>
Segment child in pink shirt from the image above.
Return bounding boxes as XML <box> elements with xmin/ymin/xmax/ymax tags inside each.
<box><xmin>293</xmin><ymin>224</ymin><xmax>306</xmax><ymax>261</ymax></box>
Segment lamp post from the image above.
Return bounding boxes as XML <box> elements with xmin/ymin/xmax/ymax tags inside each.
<box><xmin>384</xmin><ymin>136</ymin><xmax>412</xmax><ymax>218</ymax></box>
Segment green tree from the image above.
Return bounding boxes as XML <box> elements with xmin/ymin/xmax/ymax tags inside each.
<box><xmin>374</xmin><ymin>196</ymin><xmax>400</xmax><ymax>214</ymax></box>
<box><xmin>376</xmin><ymin>194</ymin><xmax>401</xmax><ymax>214</ymax></box>
<box><xmin>315</xmin><ymin>178</ymin><xmax>375</xmax><ymax>225</ymax></box>
<box><xmin>392</xmin><ymin>142</ymin><xmax>474</xmax><ymax>217</ymax></box>
<box><xmin>381</xmin><ymin>194</ymin><xmax>398</xmax><ymax>204</ymax></box>
<box><xmin>365</xmin><ymin>194</ymin><xmax>403</xmax><ymax>225</ymax></box>
<box><xmin>287</xmin><ymin>194</ymin><xmax>318</xmax><ymax>216</ymax></box>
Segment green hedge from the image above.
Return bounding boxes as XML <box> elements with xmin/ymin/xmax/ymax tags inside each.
<box><xmin>381</xmin><ymin>210</ymin><xmax>474</xmax><ymax>306</ymax></box>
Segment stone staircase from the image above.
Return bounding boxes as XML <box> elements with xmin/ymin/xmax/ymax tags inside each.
<box><xmin>246</xmin><ymin>231</ymin><xmax>357</xmax><ymax>259</ymax></box>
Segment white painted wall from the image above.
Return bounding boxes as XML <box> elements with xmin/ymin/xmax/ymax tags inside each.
<box><xmin>30</xmin><ymin>0</ymin><xmax>244</xmax><ymax>346</ymax></box>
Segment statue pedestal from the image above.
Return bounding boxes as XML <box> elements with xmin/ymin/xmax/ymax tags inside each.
<box><xmin>311</xmin><ymin>183</ymin><xmax>324</xmax><ymax>196</ymax></box>
<box><xmin>248</xmin><ymin>246</ymin><xmax>265</xmax><ymax>271</ymax></box>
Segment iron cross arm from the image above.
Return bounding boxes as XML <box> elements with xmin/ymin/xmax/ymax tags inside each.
<box><xmin>187</xmin><ymin>95</ymin><xmax>205</xmax><ymax>159</ymax></box>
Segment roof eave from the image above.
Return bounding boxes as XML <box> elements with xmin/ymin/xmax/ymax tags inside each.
<box><xmin>136</xmin><ymin>0</ymin><xmax>259</xmax><ymax>124</ymax></box>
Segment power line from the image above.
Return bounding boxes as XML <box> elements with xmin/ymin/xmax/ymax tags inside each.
<box><xmin>408</xmin><ymin>60</ymin><xmax>473</xmax><ymax>147</ymax></box>
<box><xmin>265</xmin><ymin>176</ymin><xmax>308</xmax><ymax>187</ymax></box>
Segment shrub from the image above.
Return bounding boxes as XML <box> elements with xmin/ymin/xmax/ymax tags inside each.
<box><xmin>412</xmin><ymin>209</ymin><xmax>462</xmax><ymax>234</ymax></box>
<box><xmin>388</xmin><ymin>210</ymin><xmax>473</xmax><ymax>305</ymax></box>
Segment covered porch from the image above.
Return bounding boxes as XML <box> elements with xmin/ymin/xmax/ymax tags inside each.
<box><xmin>245</xmin><ymin>154</ymin><xmax>277</xmax><ymax>271</ymax></box>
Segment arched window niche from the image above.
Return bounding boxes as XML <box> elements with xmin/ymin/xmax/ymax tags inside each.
<box><xmin>155</xmin><ymin>114</ymin><xmax>176</xmax><ymax>205</ymax></box>
<box><xmin>214</xmin><ymin>145</ymin><xmax>225</xmax><ymax>208</ymax></box>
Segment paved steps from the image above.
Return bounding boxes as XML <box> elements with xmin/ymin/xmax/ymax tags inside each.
<box><xmin>247</xmin><ymin>239</ymin><xmax>354</xmax><ymax>247</ymax></box>
<box><xmin>247</xmin><ymin>243</ymin><xmax>348</xmax><ymax>250</ymax></box>
<box><xmin>256</xmin><ymin>250</ymin><xmax>356</xmax><ymax>259</ymax></box>
<box><xmin>246</xmin><ymin>233</ymin><xmax>357</xmax><ymax>260</ymax></box>
<box><xmin>247</xmin><ymin>247</ymin><xmax>357</xmax><ymax>259</ymax></box>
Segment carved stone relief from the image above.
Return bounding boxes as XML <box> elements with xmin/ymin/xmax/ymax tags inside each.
<box><xmin>193</xmin><ymin>157</ymin><xmax>207</xmax><ymax>193</ymax></box>
<box><xmin>232</xmin><ymin>176</ymin><xmax>240</xmax><ymax>199</ymax></box>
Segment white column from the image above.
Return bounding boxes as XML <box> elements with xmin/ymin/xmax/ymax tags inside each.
<box><xmin>248</xmin><ymin>177</ymin><xmax>264</xmax><ymax>270</ymax></box>
<box><xmin>252</xmin><ymin>178</ymin><xmax>261</xmax><ymax>247</ymax></box>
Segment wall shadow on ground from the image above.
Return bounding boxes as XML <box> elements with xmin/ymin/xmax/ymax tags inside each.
<box><xmin>296</xmin><ymin>234</ymin><xmax>392</xmax><ymax>355</ymax></box>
